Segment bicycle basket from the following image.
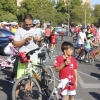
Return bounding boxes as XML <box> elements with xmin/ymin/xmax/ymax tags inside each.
<box><xmin>18</xmin><ymin>52</ymin><xmax>29</xmax><ymax>63</ymax></box>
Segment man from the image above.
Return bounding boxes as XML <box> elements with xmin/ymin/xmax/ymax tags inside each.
<box><xmin>5</xmin><ymin>14</ymin><xmax>40</xmax><ymax>83</ymax></box>
<box><xmin>75</xmin><ymin>27</ymin><xmax>87</xmax><ymax>58</ymax></box>
<box><xmin>36</xmin><ymin>19</ymin><xmax>43</xmax><ymax>36</ymax></box>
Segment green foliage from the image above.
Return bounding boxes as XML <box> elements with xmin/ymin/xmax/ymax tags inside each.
<box><xmin>0</xmin><ymin>11</ymin><xmax>17</xmax><ymax>22</ymax></box>
<box><xmin>17</xmin><ymin>0</ymin><xmax>56</xmax><ymax>24</ymax></box>
<box><xmin>0</xmin><ymin>0</ymin><xmax>99</xmax><ymax>26</ymax></box>
<box><xmin>0</xmin><ymin>0</ymin><xmax>17</xmax><ymax>15</ymax></box>
<box><xmin>93</xmin><ymin>4</ymin><xmax>100</xmax><ymax>23</ymax></box>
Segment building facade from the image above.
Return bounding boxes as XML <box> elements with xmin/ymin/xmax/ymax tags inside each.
<box><xmin>63</xmin><ymin>0</ymin><xmax>91</xmax><ymax>5</ymax></box>
<box><xmin>82</xmin><ymin>0</ymin><xmax>91</xmax><ymax>5</ymax></box>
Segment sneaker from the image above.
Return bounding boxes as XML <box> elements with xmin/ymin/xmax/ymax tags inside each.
<box><xmin>4</xmin><ymin>77</ymin><xmax>14</xmax><ymax>83</ymax></box>
<box><xmin>81</xmin><ymin>56</ymin><xmax>84</xmax><ymax>60</ymax></box>
<box><xmin>85</xmin><ymin>60</ymin><xmax>89</xmax><ymax>62</ymax></box>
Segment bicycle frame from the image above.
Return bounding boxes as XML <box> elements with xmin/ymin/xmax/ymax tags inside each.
<box><xmin>0</xmin><ymin>56</ymin><xmax>16</xmax><ymax>68</ymax></box>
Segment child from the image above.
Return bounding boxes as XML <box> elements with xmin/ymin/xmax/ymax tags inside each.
<box><xmin>81</xmin><ymin>34</ymin><xmax>98</xmax><ymax>61</ymax></box>
<box><xmin>4</xmin><ymin>36</ymin><xmax>18</xmax><ymax>64</ymax></box>
<box><xmin>54</xmin><ymin>41</ymin><xmax>78</xmax><ymax>100</ymax></box>
<box><xmin>51</xmin><ymin>29</ymin><xmax>57</xmax><ymax>50</ymax></box>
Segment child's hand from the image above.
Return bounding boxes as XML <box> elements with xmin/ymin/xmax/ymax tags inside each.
<box><xmin>64</xmin><ymin>58</ymin><xmax>70</xmax><ymax>66</ymax></box>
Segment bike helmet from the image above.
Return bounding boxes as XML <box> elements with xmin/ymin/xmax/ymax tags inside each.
<box><xmin>36</xmin><ymin>19</ymin><xmax>40</xmax><ymax>24</ymax></box>
<box><xmin>47</xmin><ymin>22</ymin><xmax>51</xmax><ymax>26</ymax></box>
<box><xmin>9</xmin><ymin>35</ymin><xmax>14</xmax><ymax>40</ymax></box>
<box><xmin>81</xmin><ymin>26</ymin><xmax>85</xmax><ymax>30</ymax></box>
<box><xmin>87</xmin><ymin>34</ymin><xmax>93</xmax><ymax>38</ymax></box>
<box><xmin>33</xmin><ymin>19</ymin><xmax>37</xmax><ymax>24</ymax></box>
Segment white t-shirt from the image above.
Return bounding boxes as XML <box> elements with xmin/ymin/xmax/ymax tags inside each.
<box><xmin>14</xmin><ymin>27</ymin><xmax>38</xmax><ymax>53</ymax></box>
<box><xmin>77</xmin><ymin>32</ymin><xmax>86</xmax><ymax>44</ymax></box>
<box><xmin>37</xmin><ymin>28</ymin><xmax>42</xmax><ymax>36</ymax></box>
<box><xmin>4</xmin><ymin>43</ymin><xmax>13</xmax><ymax>55</ymax></box>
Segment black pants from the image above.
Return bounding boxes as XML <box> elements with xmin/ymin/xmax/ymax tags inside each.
<box><xmin>11</xmin><ymin>56</ymin><xmax>19</xmax><ymax>79</ymax></box>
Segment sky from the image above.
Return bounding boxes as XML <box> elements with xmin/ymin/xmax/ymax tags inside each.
<box><xmin>91</xmin><ymin>0</ymin><xmax>100</xmax><ymax>5</ymax></box>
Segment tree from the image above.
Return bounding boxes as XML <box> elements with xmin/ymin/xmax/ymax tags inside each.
<box><xmin>17</xmin><ymin>0</ymin><xmax>57</xmax><ymax>25</ymax></box>
<box><xmin>0</xmin><ymin>11</ymin><xmax>17</xmax><ymax>22</ymax></box>
<box><xmin>0</xmin><ymin>0</ymin><xmax>17</xmax><ymax>15</ymax></box>
<box><xmin>93</xmin><ymin>4</ymin><xmax>100</xmax><ymax>24</ymax></box>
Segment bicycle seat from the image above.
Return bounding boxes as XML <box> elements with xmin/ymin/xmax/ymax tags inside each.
<box><xmin>38</xmin><ymin>52</ymin><xmax>46</xmax><ymax>58</ymax></box>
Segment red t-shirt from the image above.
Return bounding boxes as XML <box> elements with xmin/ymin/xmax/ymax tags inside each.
<box><xmin>45</xmin><ymin>28</ymin><xmax>51</xmax><ymax>37</ymax></box>
<box><xmin>90</xmin><ymin>27</ymin><xmax>96</xmax><ymax>35</ymax></box>
<box><xmin>51</xmin><ymin>34</ymin><xmax>56</xmax><ymax>44</ymax></box>
<box><xmin>54</xmin><ymin>55</ymin><xmax>78</xmax><ymax>90</ymax></box>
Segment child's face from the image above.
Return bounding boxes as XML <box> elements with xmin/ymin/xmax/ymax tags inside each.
<box><xmin>64</xmin><ymin>48</ymin><xmax>73</xmax><ymax>56</ymax></box>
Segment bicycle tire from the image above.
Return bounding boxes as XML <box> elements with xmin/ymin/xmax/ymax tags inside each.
<box><xmin>73</xmin><ymin>37</ymin><xmax>77</xmax><ymax>43</ymax></box>
<box><xmin>89</xmin><ymin>58</ymin><xmax>94</xmax><ymax>64</ymax></box>
<box><xmin>50</xmin><ymin>49</ymin><xmax>59</xmax><ymax>60</ymax></box>
<box><xmin>45</xmin><ymin>66</ymin><xmax>55</xmax><ymax>94</ymax></box>
<box><xmin>12</xmin><ymin>75</ymin><xmax>42</xmax><ymax>100</ymax></box>
<box><xmin>87</xmin><ymin>53</ymin><xmax>94</xmax><ymax>64</ymax></box>
<box><xmin>96</xmin><ymin>54</ymin><xmax>100</xmax><ymax>61</ymax></box>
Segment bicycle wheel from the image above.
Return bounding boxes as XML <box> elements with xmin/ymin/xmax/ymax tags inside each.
<box><xmin>45</xmin><ymin>49</ymin><xmax>59</xmax><ymax>65</ymax></box>
<box><xmin>89</xmin><ymin>58</ymin><xmax>94</xmax><ymax>64</ymax></box>
<box><xmin>73</xmin><ymin>37</ymin><xmax>77</xmax><ymax>43</ymax></box>
<box><xmin>12</xmin><ymin>76</ymin><xmax>42</xmax><ymax>100</ymax></box>
<box><xmin>44</xmin><ymin>66</ymin><xmax>55</xmax><ymax>94</ymax></box>
<box><xmin>50</xmin><ymin>49</ymin><xmax>59</xmax><ymax>60</ymax></box>
<box><xmin>96</xmin><ymin>53</ymin><xmax>100</xmax><ymax>61</ymax></box>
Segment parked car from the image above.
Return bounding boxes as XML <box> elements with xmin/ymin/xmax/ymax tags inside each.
<box><xmin>54</xmin><ymin>27</ymin><xmax>68</xmax><ymax>35</ymax></box>
<box><xmin>0</xmin><ymin>28</ymin><xmax>14</xmax><ymax>55</ymax></box>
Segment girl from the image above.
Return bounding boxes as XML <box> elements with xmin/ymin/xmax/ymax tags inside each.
<box><xmin>81</xmin><ymin>34</ymin><xmax>98</xmax><ymax>61</ymax></box>
<box><xmin>4</xmin><ymin>36</ymin><xmax>18</xmax><ymax>64</ymax></box>
<box><xmin>51</xmin><ymin>29</ymin><xmax>57</xmax><ymax>50</ymax></box>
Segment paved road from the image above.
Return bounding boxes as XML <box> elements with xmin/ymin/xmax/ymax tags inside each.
<box><xmin>0</xmin><ymin>36</ymin><xmax>100</xmax><ymax>100</ymax></box>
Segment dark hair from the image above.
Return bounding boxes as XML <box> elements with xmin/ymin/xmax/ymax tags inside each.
<box><xmin>23</xmin><ymin>14</ymin><xmax>33</xmax><ymax>22</ymax></box>
<box><xmin>61</xmin><ymin>41</ymin><xmax>74</xmax><ymax>52</ymax></box>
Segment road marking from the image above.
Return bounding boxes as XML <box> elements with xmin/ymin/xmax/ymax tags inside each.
<box><xmin>75</xmin><ymin>99</ymin><xmax>83</xmax><ymax>100</ymax></box>
<box><xmin>78</xmin><ymin>74</ymin><xmax>100</xmax><ymax>88</ymax></box>
<box><xmin>78</xmin><ymin>71</ymin><xmax>98</xmax><ymax>80</ymax></box>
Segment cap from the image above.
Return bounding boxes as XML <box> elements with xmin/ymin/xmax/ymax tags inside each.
<box><xmin>9</xmin><ymin>35</ymin><xmax>14</xmax><ymax>40</ymax></box>
<box><xmin>33</xmin><ymin>19</ymin><xmax>37</xmax><ymax>24</ymax></box>
<box><xmin>47</xmin><ymin>22</ymin><xmax>51</xmax><ymax>26</ymax></box>
<box><xmin>36</xmin><ymin>20</ymin><xmax>40</xmax><ymax>24</ymax></box>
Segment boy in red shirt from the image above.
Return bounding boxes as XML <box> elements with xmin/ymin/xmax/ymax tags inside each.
<box><xmin>54</xmin><ymin>41</ymin><xmax>78</xmax><ymax>100</ymax></box>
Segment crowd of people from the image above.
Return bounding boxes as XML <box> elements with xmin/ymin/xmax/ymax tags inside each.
<box><xmin>1</xmin><ymin>13</ymin><xmax>100</xmax><ymax>100</ymax></box>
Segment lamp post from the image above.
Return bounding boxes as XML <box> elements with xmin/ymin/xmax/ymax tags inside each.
<box><xmin>67</xmin><ymin>0</ymin><xmax>70</xmax><ymax>36</ymax></box>
<box><xmin>84</xmin><ymin>1</ymin><xmax>87</xmax><ymax>28</ymax></box>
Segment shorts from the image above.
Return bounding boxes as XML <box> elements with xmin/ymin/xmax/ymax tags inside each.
<box><xmin>61</xmin><ymin>89</ymin><xmax>76</xmax><ymax>96</ymax></box>
<box><xmin>84</xmin><ymin>47</ymin><xmax>90</xmax><ymax>53</ymax></box>
<box><xmin>17</xmin><ymin>56</ymin><xmax>38</xmax><ymax>79</ymax></box>
<box><xmin>77</xmin><ymin>44</ymin><xmax>84</xmax><ymax>47</ymax></box>
<box><xmin>45</xmin><ymin>36</ymin><xmax>51</xmax><ymax>43</ymax></box>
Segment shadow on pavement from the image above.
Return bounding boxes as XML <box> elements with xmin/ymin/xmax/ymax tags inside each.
<box><xmin>95</xmin><ymin>64</ymin><xmax>100</xmax><ymax>70</ymax></box>
<box><xmin>0</xmin><ymin>79</ymin><xmax>13</xmax><ymax>100</ymax></box>
<box><xmin>0</xmin><ymin>68</ymin><xmax>13</xmax><ymax>99</ymax></box>
<box><xmin>89</xmin><ymin>92</ymin><xmax>100</xmax><ymax>100</ymax></box>
<box><xmin>90</xmin><ymin>72</ymin><xmax>100</xmax><ymax>80</ymax></box>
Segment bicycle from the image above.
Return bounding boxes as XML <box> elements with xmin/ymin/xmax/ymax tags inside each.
<box><xmin>12</xmin><ymin>48</ymin><xmax>55</xmax><ymax>100</ymax></box>
<box><xmin>73</xmin><ymin>33</ymin><xmax>78</xmax><ymax>43</ymax></box>
<box><xmin>74</xmin><ymin>46</ymin><xmax>94</xmax><ymax>64</ymax></box>
<box><xmin>90</xmin><ymin>46</ymin><xmax>100</xmax><ymax>61</ymax></box>
<box><xmin>0</xmin><ymin>55</ymin><xmax>17</xmax><ymax>70</ymax></box>
<box><xmin>49</xmin><ymin>77</ymin><xmax>74</xmax><ymax>100</ymax></box>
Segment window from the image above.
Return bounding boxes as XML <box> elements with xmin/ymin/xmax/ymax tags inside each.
<box><xmin>0</xmin><ymin>32</ymin><xmax>6</xmax><ymax>37</ymax></box>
